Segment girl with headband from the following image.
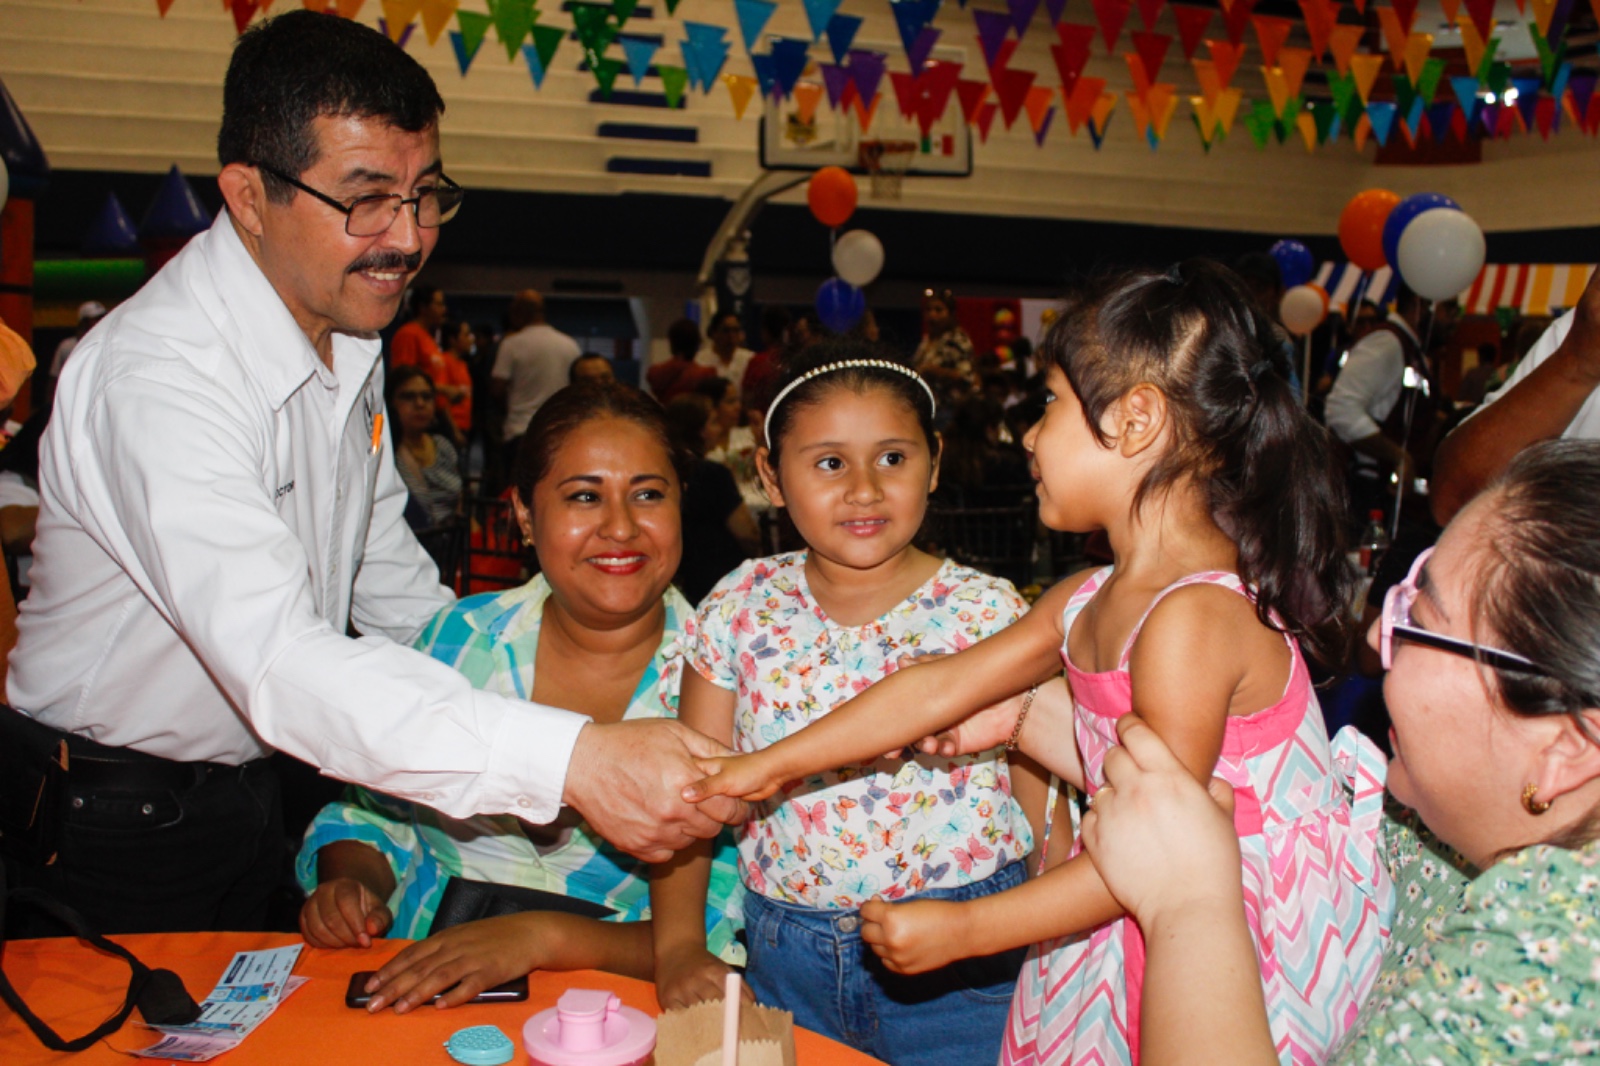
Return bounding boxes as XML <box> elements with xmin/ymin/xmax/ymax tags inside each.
<box><xmin>651</xmin><ymin>340</ymin><xmax>1046</xmax><ymax>1066</ymax></box>
<box><xmin>686</xmin><ymin>263</ymin><xmax>1395</xmax><ymax>1066</ymax></box>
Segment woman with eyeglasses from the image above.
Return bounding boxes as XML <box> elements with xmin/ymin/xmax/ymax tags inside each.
<box><xmin>1076</xmin><ymin>439</ymin><xmax>1600</xmax><ymax>1065</ymax></box>
<box><xmin>389</xmin><ymin>365</ymin><xmax>462</xmax><ymax>530</ymax></box>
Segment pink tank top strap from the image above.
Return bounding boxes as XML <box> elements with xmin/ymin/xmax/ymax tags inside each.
<box><xmin>1117</xmin><ymin>570</ymin><xmax>1249</xmax><ymax>670</ymax></box>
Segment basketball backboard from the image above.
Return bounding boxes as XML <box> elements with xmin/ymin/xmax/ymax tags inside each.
<box><xmin>758</xmin><ymin>38</ymin><xmax>974</xmax><ymax>179</ymax></box>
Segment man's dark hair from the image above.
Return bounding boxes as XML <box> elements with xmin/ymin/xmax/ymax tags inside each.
<box><xmin>218</xmin><ymin>11</ymin><xmax>445</xmax><ymax>204</ymax></box>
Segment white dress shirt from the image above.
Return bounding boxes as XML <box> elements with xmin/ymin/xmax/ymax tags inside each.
<box><xmin>1476</xmin><ymin>310</ymin><xmax>1600</xmax><ymax>440</ymax></box>
<box><xmin>694</xmin><ymin>346</ymin><xmax>755</xmax><ymax>402</ymax></box>
<box><xmin>492</xmin><ymin>323</ymin><xmax>582</xmax><ymax>441</ymax></box>
<box><xmin>8</xmin><ymin>214</ymin><xmax>585</xmax><ymax>822</ymax></box>
<box><xmin>1324</xmin><ymin>314</ymin><xmax>1421</xmax><ymax>446</ymax></box>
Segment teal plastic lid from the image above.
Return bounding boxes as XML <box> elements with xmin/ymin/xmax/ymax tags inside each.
<box><xmin>445</xmin><ymin>1024</ymin><xmax>516</xmax><ymax>1066</ymax></box>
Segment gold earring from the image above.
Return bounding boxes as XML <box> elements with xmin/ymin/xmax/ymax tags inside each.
<box><xmin>1522</xmin><ymin>783</ymin><xmax>1552</xmax><ymax>816</ymax></box>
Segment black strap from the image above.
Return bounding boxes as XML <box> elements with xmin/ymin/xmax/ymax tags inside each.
<box><xmin>0</xmin><ymin>858</ymin><xmax>199</xmax><ymax>1051</ymax></box>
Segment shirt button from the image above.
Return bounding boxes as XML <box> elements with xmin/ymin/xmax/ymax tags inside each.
<box><xmin>837</xmin><ymin>915</ymin><xmax>860</xmax><ymax>933</ymax></box>
<box><xmin>517</xmin><ymin>796</ymin><xmax>533</xmax><ymax>810</ymax></box>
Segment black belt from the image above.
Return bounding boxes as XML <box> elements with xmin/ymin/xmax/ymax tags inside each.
<box><xmin>0</xmin><ymin>705</ymin><xmax>267</xmax><ymax>795</ymax></box>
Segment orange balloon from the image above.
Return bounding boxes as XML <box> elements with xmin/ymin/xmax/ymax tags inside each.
<box><xmin>807</xmin><ymin>166</ymin><xmax>858</xmax><ymax>229</ymax></box>
<box><xmin>1339</xmin><ymin>189</ymin><xmax>1400</xmax><ymax>271</ymax></box>
<box><xmin>1308</xmin><ymin>282</ymin><xmax>1329</xmax><ymax>318</ymax></box>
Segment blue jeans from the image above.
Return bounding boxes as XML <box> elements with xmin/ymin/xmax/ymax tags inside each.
<box><xmin>744</xmin><ymin>862</ymin><xmax>1026</xmax><ymax>1066</ymax></box>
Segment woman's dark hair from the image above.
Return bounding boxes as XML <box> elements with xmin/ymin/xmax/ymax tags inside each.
<box><xmin>219</xmin><ymin>11</ymin><xmax>445</xmax><ymax>204</ymax></box>
<box><xmin>1042</xmin><ymin>259</ymin><xmax>1353</xmax><ymax>665</ymax></box>
<box><xmin>440</xmin><ymin>318</ymin><xmax>471</xmax><ymax>352</ymax></box>
<box><xmin>514</xmin><ymin>380</ymin><xmax>691</xmax><ymax>506</ymax></box>
<box><xmin>663</xmin><ymin>395</ymin><xmax>715</xmax><ymax>460</ymax></box>
<box><xmin>667</xmin><ymin>318</ymin><xmax>701</xmax><ymax>360</ymax></box>
<box><xmin>387</xmin><ymin>365</ymin><xmax>449</xmax><ymax>447</ymax></box>
<box><xmin>940</xmin><ymin>396</ymin><xmax>1005</xmax><ymax>490</ymax></box>
<box><xmin>762</xmin><ymin>339</ymin><xmax>938</xmax><ymax>474</ymax></box>
<box><xmin>693</xmin><ymin>375</ymin><xmax>734</xmax><ymax>406</ymax></box>
<box><xmin>1476</xmin><ymin>441</ymin><xmax>1600</xmax><ymax>723</ymax></box>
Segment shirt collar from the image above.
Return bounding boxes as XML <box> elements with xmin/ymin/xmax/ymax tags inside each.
<box><xmin>203</xmin><ymin>212</ymin><xmax>382</xmax><ymax>410</ymax></box>
<box><xmin>460</xmin><ymin>574</ymin><xmax>693</xmax><ymax>661</ymax></box>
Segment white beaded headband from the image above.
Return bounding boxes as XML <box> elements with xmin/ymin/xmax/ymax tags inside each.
<box><xmin>765</xmin><ymin>358</ymin><xmax>937</xmax><ymax>422</ymax></box>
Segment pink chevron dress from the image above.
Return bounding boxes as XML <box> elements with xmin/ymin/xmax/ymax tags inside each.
<box><xmin>1003</xmin><ymin>569</ymin><xmax>1393</xmax><ymax>1066</ymax></box>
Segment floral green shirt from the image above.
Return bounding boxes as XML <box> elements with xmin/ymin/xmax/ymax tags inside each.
<box><xmin>1334</xmin><ymin>804</ymin><xmax>1600</xmax><ymax>1063</ymax></box>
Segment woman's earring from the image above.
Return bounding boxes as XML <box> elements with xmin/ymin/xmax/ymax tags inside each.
<box><xmin>1522</xmin><ymin>783</ymin><xmax>1552</xmax><ymax>815</ymax></box>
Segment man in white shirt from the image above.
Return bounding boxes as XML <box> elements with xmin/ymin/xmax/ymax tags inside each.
<box><xmin>1323</xmin><ymin>285</ymin><xmax>1434</xmax><ymax>517</ymax></box>
<box><xmin>1432</xmin><ymin>270</ymin><xmax>1600</xmax><ymax>524</ymax></box>
<box><xmin>696</xmin><ymin>311</ymin><xmax>756</xmax><ymax>402</ymax></box>
<box><xmin>0</xmin><ymin>12</ymin><xmax>739</xmax><ymax>937</ymax></box>
<box><xmin>492</xmin><ymin>289</ymin><xmax>581</xmax><ymax>456</ymax></box>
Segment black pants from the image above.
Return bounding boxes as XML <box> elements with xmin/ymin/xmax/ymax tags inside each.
<box><xmin>0</xmin><ymin>707</ymin><xmax>284</xmax><ymax>939</ymax></box>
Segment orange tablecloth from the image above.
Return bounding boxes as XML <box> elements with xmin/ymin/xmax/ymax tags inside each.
<box><xmin>0</xmin><ymin>932</ymin><xmax>885</xmax><ymax>1066</ymax></box>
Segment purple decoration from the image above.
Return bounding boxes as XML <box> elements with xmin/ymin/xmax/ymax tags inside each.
<box><xmin>141</xmin><ymin>165</ymin><xmax>210</xmax><ymax>240</ymax></box>
<box><xmin>815</xmin><ymin>278</ymin><xmax>865</xmax><ymax>333</ymax></box>
<box><xmin>1008</xmin><ymin>0</ymin><xmax>1042</xmax><ymax>37</ymax></box>
<box><xmin>750</xmin><ymin>53</ymin><xmax>776</xmax><ymax>98</ymax></box>
<box><xmin>1513</xmin><ymin>77</ymin><xmax>1541</xmax><ymax>127</ymax></box>
<box><xmin>83</xmin><ymin>192</ymin><xmax>139</xmax><ymax>256</ymax></box>
<box><xmin>820</xmin><ymin>63</ymin><xmax>852</xmax><ymax>108</ymax></box>
<box><xmin>1044</xmin><ymin>0</ymin><xmax>1069</xmax><ymax>23</ymax></box>
<box><xmin>973</xmin><ymin>9</ymin><xmax>1012</xmax><ymax>69</ymax></box>
<box><xmin>376</xmin><ymin>19</ymin><xmax>416</xmax><ymax>49</ymax></box>
<box><xmin>1549</xmin><ymin>0</ymin><xmax>1575</xmax><ymax>43</ymax></box>
<box><xmin>1429</xmin><ymin>102</ymin><xmax>1454</xmax><ymax>143</ymax></box>
<box><xmin>1569</xmin><ymin>71</ymin><xmax>1597</xmax><ymax>120</ymax></box>
<box><xmin>907</xmin><ymin>27</ymin><xmax>940</xmax><ymax>75</ymax></box>
<box><xmin>846</xmin><ymin>50</ymin><xmax>887</xmax><ymax>106</ymax></box>
<box><xmin>890</xmin><ymin>0</ymin><xmax>939</xmax><ymax>58</ymax></box>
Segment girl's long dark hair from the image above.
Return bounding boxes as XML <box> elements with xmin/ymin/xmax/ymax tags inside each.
<box><xmin>1043</xmin><ymin>259</ymin><xmax>1354</xmax><ymax>665</ymax></box>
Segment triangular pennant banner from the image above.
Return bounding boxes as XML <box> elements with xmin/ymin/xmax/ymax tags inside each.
<box><xmin>804</xmin><ymin>0</ymin><xmax>843</xmax><ymax>42</ymax></box>
<box><xmin>1367</xmin><ymin>99</ymin><xmax>1398</xmax><ymax>143</ymax></box>
<box><xmin>530</xmin><ymin>23</ymin><xmax>564</xmax><ymax>76</ymax></box>
<box><xmin>593</xmin><ymin>56</ymin><xmax>625</xmax><ymax>98</ymax></box>
<box><xmin>1263</xmin><ymin>66</ymin><xmax>1291</xmax><ymax>117</ymax></box>
<box><xmin>417</xmin><ymin>0</ymin><xmax>456</xmax><ymax>44</ymax></box>
<box><xmin>1136</xmin><ymin>0</ymin><xmax>1165</xmax><ymax>30</ymax></box>
<box><xmin>455</xmin><ymin>10</ymin><xmax>492</xmax><ymax>66</ymax></box>
<box><xmin>974</xmin><ymin>8</ymin><xmax>1015</xmax><ymax>67</ymax></box>
<box><xmin>1065</xmin><ymin>74</ymin><xmax>1105</xmax><ymax>130</ymax></box>
<box><xmin>1207</xmin><ymin>38</ymin><xmax>1242</xmax><ymax>86</ymax></box>
<box><xmin>1296</xmin><ymin>110</ymin><xmax>1318</xmax><ymax>150</ymax></box>
<box><xmin>977</xmin><ymin>100</ymin><xmax>1000</xmax><ymax>140</ymax></box>
<box><xmin>1251</xmin><ymin>15</ymin><xmax>1292</xmax><ymax>67</ymax></box>
<box><xmin>890</xmin><ymin>70</ymin><xmax>920</xmax><ymax>117</ymax></box>
<box><xmin>1377</xmin><ymin>7</ymin><xmax>1408</xmax><ymax>70</ymax></box>
<box><xmin>1456</xmin><ymin>14</ymin><xmax>1487</xmax><ymax>75</ymax></box>
<box><xmin>1025</xmin><ymin>83</ymin><xmax>1054</xmax><ymax>131</ymax></box>
<box><xmin>521</xmin><ymin>41</ymin><xmax>549</xmax><ymax>87</ymax></box>
<box><xmin>994</xmin><ymin>65</ymin><xmax>1038</xmax><ymax>127</ymax></box>
<box><xmin>1089</xmin><ymin>0</ymin><xmax>1132</xmax><ymax>53</ymax></box>
<box><xmin>1222</xmin><ymin>0</ymin><xmax>1256</xmax><ymax>45</ymax></box>
<box><xmin>908</xmin><ymin>26</ymin><xmax>941</xmax><ymax>75</ymax></box>
<box><xmin>1125</xmin><ymin>52</ymin><xmax>1153</xmax><ymax>97</ymax></box>
<box><xmin>793</xmin><ymin>80</ymin><xmax>824</xmax><ymax>123</ymax></box>
<box><xmin>1392</xmin><ymin>0</ymin><xmax>1420</xmax><ymax>32</ymax></box>
<box><xmin>1215</xmin><ymin>85</ymin><xmax>1242</xmax><ymax>133</ymax></box>
<box><xmin>1297</xmin><ymin>0</ymin><xmax>1335</xmax><ymax>58</ymax></box>
<box><xmin>1170</xmin><ymin>6</ymin><xmax>1213</xmax><ymax>58</ymax></box>
<box><xmin>1463</xmin><ymin>0</ymin><xmax>1496</xmax><ymax>46</ymax></box>
<box><xmin>821</xmin><ymin>63</ymin><xmax>852</xmax><ymax>108</ymax></box>
<box><xmin>659</xmin><ymin>64</ymin><xmax>688</xmax><ymax>107</ymax></box>
<box><xmin>1404</xmin><ymin>33</ymin><xmax>1435</xmax><ymax>84</ymax></box>
<box><xmin>847</xmin><ymin>50</ymin><xmax>887</xmax><ymax>106</ymax></box>
<box><xmin>1279</xmin><ymin>47</ymin><xmax>1311</xmax><ymax>100</ymax></box>
<box><xmin>725</xmin><ymin>73</ymin><xmax>759</xmax><ymax>118</ymax></box>
<box><xmin>769</xmin><ymin>37</ymin><xmax>811</xmax><ymax>99</ymax></box>
<box><xmin>1046</xmin><ymin>0</ymin><xmax>1070</xmax><ymax>23</ymax></box>
<box><xmin>1451</xmin><ymin>75</ymin><xmax>1482</xmax><ymax>123</ymax></box>
<box><xmin>1052</xmin><ymin>21</ymin><xmax>1095</xmax><ymax>94</ymax></box>
<box><xmin>1133</xmin><ymin>31</ymin><xmax>1171</xmax><ymax>82</ymax></box>
<box><xmin>1327</xmin><ymin>26</ymin><xmax>1363</xmax><ymax>76</ymax></box>
<box><xmin>620</xmin><ymin>36</ymin><xmax>659</xmax><ymax>86</ymax></box>
<box><xmin>826</xmin><ymin>13</ymin><xmax>862</xmax><ymax>64</ymax></box>
<box><xmin>1193</xmin><ymin>58</ymin><xmax>1221</xmax><ymax>101</ymax></box>
<box><xmin>892</xmin><ymin>0</ymin><xmax>941</xmax><ymax>57</ymax></box>
<box><xmin>1011</xmin><ymin>0</ymin><xmax>1044</xmax><ymax>36</ymax></box>
<box><xmin>958</xmin><ymin>77</ymin><xmax>992</xmax><ymax>122</ymax></box>
<box><xmin>1351</xmin><ymin>53</ymin><xmax>1385</xmax><ymax>103</ymax></box>
<box><xmin>735</xmin><ymin>0</ymin><xmax>776</xmax><ymax>54</ymax></box>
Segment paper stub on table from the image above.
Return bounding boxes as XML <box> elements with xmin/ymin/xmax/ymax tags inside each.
<box><xmin>655</xmin><ymin>997</ymin><xmax>795</xmax><ymax>1066</ymax></box>
<box><xmin>130</xmin><ymin>946</ymin><xmax>307</xmax><ymax>1060</ymax></box>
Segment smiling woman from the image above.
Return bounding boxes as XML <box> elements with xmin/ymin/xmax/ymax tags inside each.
<box><xmin>296</xmin><ymin>380</ymin><xmax>746</xmax><ymax>1013</ymax></box>
<box><xmin>1077</xmin><ymin>441</ymin><xmax>1600</xmax><ymax>1066</ymax></box>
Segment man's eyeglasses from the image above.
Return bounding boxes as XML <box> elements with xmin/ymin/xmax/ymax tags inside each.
<box><xmin>1379</xmin><ymin>547</ymin><xmax>1549</xmax><ymax>676</ymax></box>
<box><xmin>255</xmin><ymin>163</ymin><xmax>464</xmax><ymax>237</ymax></box>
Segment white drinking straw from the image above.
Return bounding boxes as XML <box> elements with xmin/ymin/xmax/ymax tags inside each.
<box><xmin>722</xmin><ymin>972</ymin><xmax>742</xmax><ymax>1066</ymax></box>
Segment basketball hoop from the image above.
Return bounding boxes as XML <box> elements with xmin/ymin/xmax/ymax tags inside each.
<box><xmin>859</xmin><ymin>139</ymin><xmax>916</xmax><ymax>200</ymax></box>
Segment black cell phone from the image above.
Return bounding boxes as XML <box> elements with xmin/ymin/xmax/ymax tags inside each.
<box><xmin>344</xmin><ymin>971</ymin><xmax>530</xmax><ymax>1008</ymax></box>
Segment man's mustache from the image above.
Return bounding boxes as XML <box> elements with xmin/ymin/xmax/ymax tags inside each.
<box><xmin>348</xmin><ymin>250</ymin><xmax>422</xmax><ymax>275</ymax></box>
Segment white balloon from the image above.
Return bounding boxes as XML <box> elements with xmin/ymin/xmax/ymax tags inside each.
<box><xmin>1279</xmin><ymin>285</ymin><xmax>1326</xmax><ymax>336</ymax></box>
<box><xmin>831</xmin><ymin>229</ymin><xmax>885</xmax><ymax>288</ymax></box>
<box><xmin>0</xmin><ymin>157</ymin><xmax>8</xmax><ymax>215</ymax></box>
<box><xmin>1396</xmin><ymin>208</ymin><xmax>1485</xmax><ymax>302</ymax></box>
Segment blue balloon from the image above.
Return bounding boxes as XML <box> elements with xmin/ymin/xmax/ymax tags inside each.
<box><xmin>1382</xmin><ymin>193</ymin><xmax>1460</xmax><ymax>274</ymax></box>
<box><xmin>1270</xmin><ymin>239</ymin><xmax>1315</xmax><ymax>289</ymax></box>
<box><xmin>815</xmin><ymin>277</ymin><xmax>865</xmax><ymax>334</ymax></box>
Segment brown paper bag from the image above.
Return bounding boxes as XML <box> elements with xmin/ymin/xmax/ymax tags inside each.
<box><xmin>655</xmin><ymin>997</ymin><xmax>796</xmax><ymax>1066</ymax></box>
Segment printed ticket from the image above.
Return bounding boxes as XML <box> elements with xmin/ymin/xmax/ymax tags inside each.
<box><xmin>130</xmin><ymin>946</ymin><xmax>307</xmax><ymax>1060</ymax></box>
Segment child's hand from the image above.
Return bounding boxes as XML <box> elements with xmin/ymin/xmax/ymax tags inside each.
<box><xmin>1079</xmin><ymin>715</ymin><xmax>1242</xmax><ymax>929</ymax></box>
<box><xmin>364</xmin><ymin>913</ymin><xmax>544</xmax><ymax>1013</ymax></box>
<box><xmin>299</xmin><ymin>877</ymin><xmax>393</xmax><ymax>949</ymax></box>
<box><xmin>653</xmin><ymin>944</ymin><xmax>751</xmax><ymax>1011</ymax></box>
<box><xmin>860</xmin><ymin>896</ymin><xmax>970</xmax><ymax>974</ymax></box>
<box><xmin>682</xmin><ymin>750</ymin><xmax>785</xmax><ymax>804</ymax></box>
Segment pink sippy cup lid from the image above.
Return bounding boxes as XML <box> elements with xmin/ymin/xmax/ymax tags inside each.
<box><xmin>523</xmin><ymin>989</ymin><xmax>657</xmax><ymax>1066</ymax></box>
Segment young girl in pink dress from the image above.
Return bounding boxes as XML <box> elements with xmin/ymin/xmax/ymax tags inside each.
<box><xmin>687</xmin><ymin>261</ymin><xmax>1394</xmax><ymax>1065</ymax></box>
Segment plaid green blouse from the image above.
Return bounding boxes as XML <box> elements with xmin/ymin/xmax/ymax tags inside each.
<box><xmin>296</xmin><ymin>577</ymin><xmax>745</xmax><ymax>961</ymax></box>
